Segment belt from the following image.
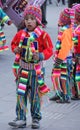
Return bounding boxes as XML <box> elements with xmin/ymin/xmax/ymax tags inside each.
<box><xmin>20</xmin><ymin>60</ymin><xmax>43</xmax><ymax>70</ymax></box>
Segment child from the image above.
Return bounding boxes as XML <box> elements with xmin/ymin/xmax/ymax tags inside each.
<box><xmin>71</xmin><ymin>5</ymin><xmax>80</xmax><ymax>100</ymax></box>
<box><xmin>50</xmin><ymin>8</ymin><xmax>74</xmax><ymax>103</ymax></box>
<box><xmin>0</xmin><ymin>7</ymin><xmax>12</xmax><ymax>51</ymax></box>
<box><xmin>8</xmin><ymin>5</ymin><xmax>53</xmax><ymax>129</ymax></box>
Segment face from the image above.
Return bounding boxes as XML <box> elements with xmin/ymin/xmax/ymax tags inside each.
<box><xmin>24</xmin><ymin>14</ymin><xmax>37</xmax><ymax>32</ymax></box>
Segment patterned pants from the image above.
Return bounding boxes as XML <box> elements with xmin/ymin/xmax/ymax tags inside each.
<box><xmin>16</xmin><ymin>69</ymin><xmax>42</xmax><ymax>121</ymax></box>
<box><xmin>72</xmin><ymin>57</ymin><xmax>80</xmax><ymax>97</ymax></box>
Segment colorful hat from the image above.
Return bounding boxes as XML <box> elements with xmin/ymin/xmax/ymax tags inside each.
<box><xmin>58</xmin><ymin>8</ymin><xmax>71</xmax><ymax>26</ymax></box>
<box><xmin>23</xmin><ymin>5</ymin><xmax>42</xmax><ymax>25</ymax></box>
<box><xmin>75</xmin><ymin>5</ymin><xmax>80</xmax><ymax>22</ymax></box>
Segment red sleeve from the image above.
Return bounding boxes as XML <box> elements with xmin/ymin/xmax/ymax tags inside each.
<box><xmin>41</xmin><ymin>32</ymin><xmax>54</xmax><ymax>60</ymax></box>
<box><xmin>11</xmin><ymin>30</ymin><xmax>26</xmax><ymax>52</ymax></box>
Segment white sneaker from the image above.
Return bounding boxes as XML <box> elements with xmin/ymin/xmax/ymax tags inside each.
<box><xmin>32</xmin><ymin>119</ymin><xmax>40</xmax><ymax>129</ymax></box>
<box><xmin>8</xmin><ymin>119</ymin><xmax>26</xmax><ymax>128</ymax></box>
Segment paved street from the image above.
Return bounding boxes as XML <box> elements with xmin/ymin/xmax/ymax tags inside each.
<box><xmin>0</xmin><ymin>1</ymin><xmax>80</xmax><ymax>130</ymax></box>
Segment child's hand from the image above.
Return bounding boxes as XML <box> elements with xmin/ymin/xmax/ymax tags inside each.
<box><xmin>32</xmin><ymin>52</ymin><xmax>39</xmax><ymax>61</ymax></box>
<box><xmin>14</xmin><ymin>47</ymin><xmax>22</xmax><ymax>54</ymax></box>
<box><xmin>7</xmin><ymin>20</ymin><xmax>12</xmax><ymax>25</ymax></box>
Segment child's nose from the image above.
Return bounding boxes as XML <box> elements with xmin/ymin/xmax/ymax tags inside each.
<box><xmin>28</xmin><ymin>19</ymin><xmax>32</xmax><ymax>22</ymax></box>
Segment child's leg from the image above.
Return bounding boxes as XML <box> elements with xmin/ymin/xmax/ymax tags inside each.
<box><xmin>30</xmin><ymin>71</ymin><xmax>42</xmax><ymax>120</ymax></box>
<box><xmin>15</xmin><ymin>69</ymin><xmax>29</xmax><ymax>121</ymax></box>
<box><xmin>8</xmin><ymin>69</ymin><xmax>28</xmax><ymax>128</ymax></box>
<box><xmin>56</xmin><ymin>63</ymin><xmax>71</xmax><ymax>103</ymax></box>
<box><xmin>51</xmin><ymin>67</ymin><xmax>62</xmax><ymax>100</ymax></box>
<box><xmin>8</xmin><ymin>94</ymin><xmax>27</xmax><ymax>128</ymax></box>
<box><xmin>30</xmin><ymin>70</ymin><xmax>42</xmax><ymax>129</ymax></box>
<box><xmin>16</xmin><ymin>94</ymin><xmax>27</xmax><ymax>121</ymax></box>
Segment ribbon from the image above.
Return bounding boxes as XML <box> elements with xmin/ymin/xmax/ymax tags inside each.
<box><xmin>13</xmin><ymin>33</ymin><xmax>26</xmax><ymax>77</ymax></box>
<box><xmin>0</xmin><ymin>27</ymin><xmax>9</xmax><ymax>52</ymax></box>
<box><xmin>0</xmin><ymin>45</ymin><xmax>9</xmax><ymax>52</ymax></box>
<box><xmin>25</xmin><ymin>26</ymin><xmax>50</xmax><ymax>96</ymax></box>
<box><xmin>17</xmin><ymin>69</ymin><xmax>29</xmax><ymax>96</ymax></box>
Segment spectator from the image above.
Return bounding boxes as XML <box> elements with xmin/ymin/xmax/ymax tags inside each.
<box><xmin>56</xmin><ymin>0</ymin><xmax>65</xmax><ymax>6</ymax></box>
<box><xmin>41</xmin><ymin>0</ymin><xmax>48</xmax><ymax>27</ymax></box>
<box><xmin>0</xmin><ymin>7</ymin><xmax>12</xmax><ymax>51</ymax></box>
<box><xmin>48</xmin><ymin>0</ymin><xmax>53</xmax><ymax>4</ymax></box>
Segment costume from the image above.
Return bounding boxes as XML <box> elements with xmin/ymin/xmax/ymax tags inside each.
<box><xmin>0</xmin><ymin>7</ymin><xmax>11</xmax><ymax>51</ymax></box>
<box><xmin>51</xmin><ymin>8</ymin><xmax>74</xmax><ymax>103</ymax></box>
<box><xmin>71</xmin><ymin>5</ymin><xmax>80</xmax><ymax>100</ymax></box>
<box><xmin>11</xmin><ymin>26</ymin><xmax>53</xmax><ymax>126</ymax></box>
<box><xmin>8</xmin><ymin>5</ymin><xmax>53</xmax><ymax>129</ymax></box>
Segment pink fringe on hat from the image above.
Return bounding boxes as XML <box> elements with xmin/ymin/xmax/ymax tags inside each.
<box><xmin>58</xmin><ymin>8</ymin><xmax>71</xmax><ymax>26</ymax></box>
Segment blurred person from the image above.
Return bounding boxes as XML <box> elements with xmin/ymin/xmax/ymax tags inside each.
<box><xmin>56</xmin><ymin>0</ymin><xmax>65</xmax><ymax>6</ymax></box>
<box><xmin>0</xmin><ymin>0</ymin><xmax>2</xmax><ymax>7</ymax></box>
<box><xmin>1</xmin><ymin>0</ymin><xmax>6</xmax><ymax>5</ymax></box>
<box><xmin>0</xmin><ymin>7</ymin><xmax>12</xmax><ymax>51</ymax></box>
<box><xmin>71</xmin><ymin>4</ymin><xmax>80</xmax><ymax>100</ymax></box>
<box><xmin>41</xmin><ymin>0</ymin><xmax>48</xmax><ymax>27</ymax></box>
<box><xmin>48</xmin><ymin>0</ymin><xmax>53</xmax><ymax>4</ymax></box>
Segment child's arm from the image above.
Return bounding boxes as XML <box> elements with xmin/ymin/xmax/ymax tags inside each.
<box><xmin>39</xmin><ymin>32</ymin><xmax>53</xmax><ymax>60</ymax></box>
<box><xmin>0</xmin><ymin>7</ymin><xmax>12</xmax><ymax>25</ymax></box>
<box><xmin>11</xmin><ymin>30</ymin><xmax>25</xmax><ymax>53</ymax></box>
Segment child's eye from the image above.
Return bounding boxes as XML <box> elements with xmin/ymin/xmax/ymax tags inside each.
<box><xmin>31</xmin><ymin>17</ymin><xmax>35</xmax><ymax>20</ymax></box>
<box><xmin>25</xmin><ymin>18</ymin><xmax>28</xmax><ymax>20</ymax></box>
<box><xmin>31</xmin><ymin>18</ymin><xmax>35</xmax><ymax>20</ymax></box>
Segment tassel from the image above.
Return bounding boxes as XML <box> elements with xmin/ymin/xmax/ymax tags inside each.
<box><xmin>17</xmin><ymin>70</ymin><xmax>29</xmax><ymax>96</ymax></box>
<box><xmin>13</xmin><ymin>33</ymin><xmax>26</xmax><ymax>75</ymax></box>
